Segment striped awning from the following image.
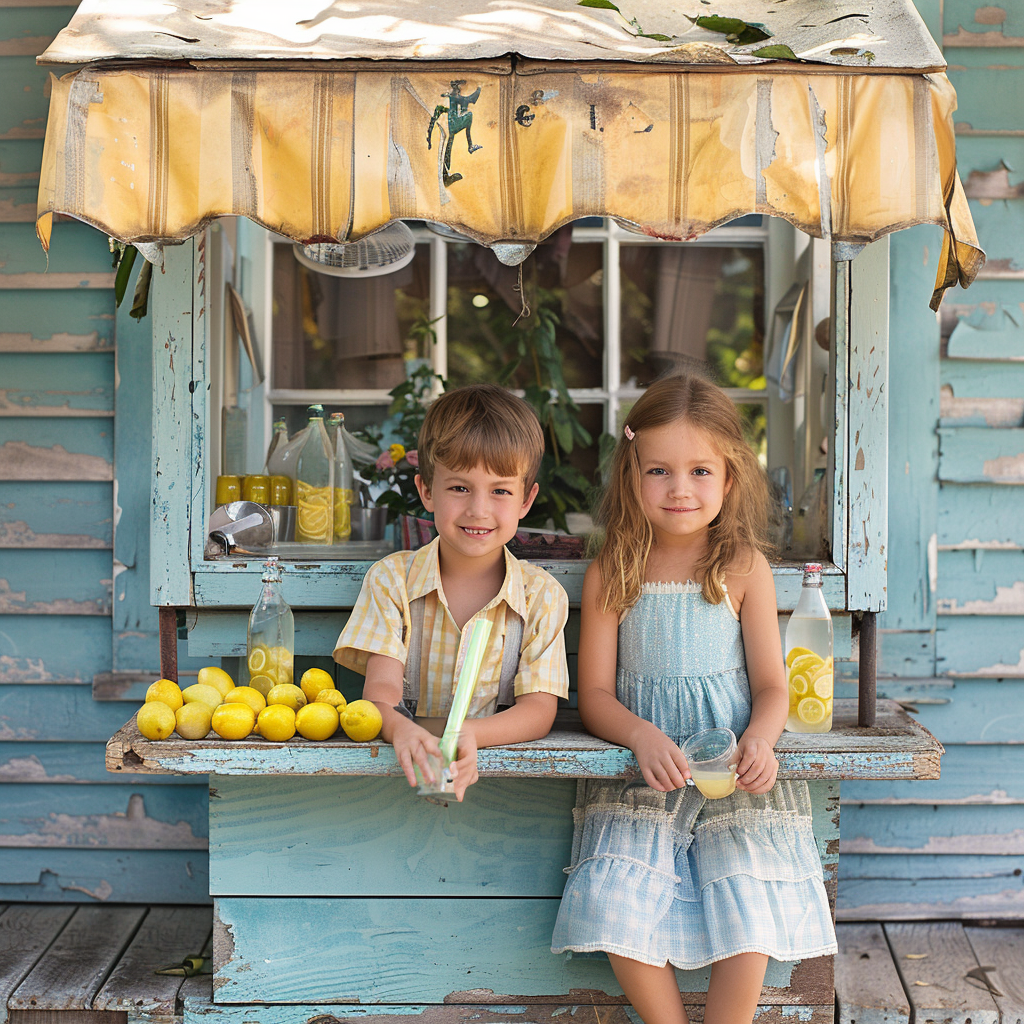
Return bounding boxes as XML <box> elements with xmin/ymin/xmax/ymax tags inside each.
<box><xmin>35</xmin><ymin>2</ymin><xmax>984</xmax><ymax>309</ymax></box>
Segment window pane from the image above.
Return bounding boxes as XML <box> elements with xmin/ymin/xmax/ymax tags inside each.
<box><xmin>445</xmin><ymin>235</ymin><xmax>604</xmax><ymax>389</ymax></box>
<box><xmin>620</xmin><ymin>246</ymin><xmax>764</xmax><ymax>390</ymax></box>
<box><xmin>271</xmin><ymin>243</ymin><xmax>430</xmax><ymax>391</ymax></box>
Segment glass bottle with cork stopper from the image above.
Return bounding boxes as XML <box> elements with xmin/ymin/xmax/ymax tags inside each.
<box><xmin>784</xmin><ymin>562</ymin><xmax>834</xmax><ymax>733</ymax></box>
<box><xmin>246</xmin><ymin>556</ymin><xmax>294</xmax><ymax>699</ymax></box>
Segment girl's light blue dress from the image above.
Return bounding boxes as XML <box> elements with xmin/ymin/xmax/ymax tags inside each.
<box><xmin>551</xmin><ymin>582</ymin><xmax>838</xmax><ymax>968</ymax></box>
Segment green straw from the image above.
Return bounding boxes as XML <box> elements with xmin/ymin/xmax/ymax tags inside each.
<box><xmin>440</xmin><ymin>618</ymin><xmax>493</xmax><ymax>763</ymax></box>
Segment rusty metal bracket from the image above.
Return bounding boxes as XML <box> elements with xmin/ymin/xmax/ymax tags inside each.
<box><xmin>159</xmin><ymin>605</ymin><xmax>179</xmax><ymax>683</ymax></box>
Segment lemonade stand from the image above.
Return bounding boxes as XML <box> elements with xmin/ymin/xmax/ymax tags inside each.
<box><xmin>35</xmin><ymin>0</ymin><xmax>979</xmax><ymax>1019</ymax></box>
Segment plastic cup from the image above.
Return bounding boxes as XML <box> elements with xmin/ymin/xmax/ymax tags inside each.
<box><xmin>682</xmin><ymin>727</ymin><xmax>738</xmax><ymax>800</ymax></box>
<box><xmin>414</xmin><ymin>741</ymin><xmax>457</xmax><ymax>799</ymax></box>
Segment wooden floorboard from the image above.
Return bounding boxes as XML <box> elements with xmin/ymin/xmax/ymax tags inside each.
<box><xmin>8</xmin><ymin>907</ymin><xmax>146</xmax><ymax>1012</ymax></box>
<box><xmin>0</xmin><ymin>906</ymin><xmax>77</xmax><ymax>1024</ymax></box>
<box><xmin>835</xmin><ymin>922</ymin><xmax>910</xmax><ymax>1024</ymax></box>
<box><xmin>92</xmin><ymin>907</ymin><xmax>212</xmax><ymax>1018</ymax></box>
<box><xmin>964</xmin><ymin>926</ymin><xmax>1024</xmax><ymax>1024</ymax></box>
<box><xmin>886</xmin><ymin>921</ymin><xmax>1000</xmax><ymax>1024</ymax></box>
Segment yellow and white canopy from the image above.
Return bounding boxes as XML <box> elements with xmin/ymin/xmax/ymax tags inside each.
<box><xmin>35</xmin><ymin>0</ymin><xmax>983</xmax><ymax>308</ymax></box>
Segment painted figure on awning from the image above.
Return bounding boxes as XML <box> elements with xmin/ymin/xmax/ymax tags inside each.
<box><xmin>427</xmin><ymin>80</ymin><xmax>482</xmax><ymax>187</ymax></box>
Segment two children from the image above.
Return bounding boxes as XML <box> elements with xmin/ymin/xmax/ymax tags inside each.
<box><xmin>334</xmin><ymin>375</ymin><xmax>836</xmax><ymax>1024</ymax></box>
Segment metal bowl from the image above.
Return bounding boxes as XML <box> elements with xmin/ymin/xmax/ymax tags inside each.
<box><xmin>350</xmin><ymin>506</ymin><xmax>389</xmax><ymax>542</ymax></box>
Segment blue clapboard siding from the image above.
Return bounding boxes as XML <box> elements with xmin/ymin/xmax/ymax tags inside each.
<box><xmin>0</xmin><ymin>783</ymin><xmax>208</xmax><ymax>846</ymax></box>
<box><xmin>937</xmin><ymin>550</ymin><xmax>1024</xmax><ymax>614</ymax></box>
<box><xmin>0</xmin><ymin>549</ymin><xmax>112</xmax><ymax>615</ymax></box>
<box><xmin>0</xmin><ymin>742</ymin><xmax>200</xmax><ymax>785</ymax></box>
<box><xmin>0</xmin><ymin>417</ymin><xmax>113</xmax><ymax>481</ymax></box>
<box><xmin>0</xmin><ymin>848</ymin><xmax>210</xmax><ymax>903</ymax></box>
<box><xmin>936</xmin><ymin>619</ymin><xmax>1024</xmax><ymax>677</ymax></box>
<box><xmin>841</xmin><ymin>804</ymin><xmax>1024</xmax><ymax>854</ymax></box>
<box><xmin>0</xmin><ymin>685</ymin><xmax>135</xmax><ymax>741</ymax></box>
<box><xmin>0</xmin><ymin>353</ymin><xmax>115</xmax><ymax>416</ymax></box>
<box><xmin>0</xmin><ymin>616</ymin><xmax>112</xmax><ymax>682</ymax></box>
<box><xmin>0</xmin><ymin>482</ymin><xmax>113</xmax><ymax>549</ymax></box>
<box><xmin>938</xmin><ymin>485</ymin><xmax>1024</xmax><ymax>549</ymax></box>
<box><xmin>1</xmin><ymin>290</ymin><xmax>115</xmax><ymax>352</ymax></box>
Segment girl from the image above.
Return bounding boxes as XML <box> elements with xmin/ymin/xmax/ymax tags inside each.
<box><xmin>551</xmin><ymin>374</ymin><xmax>837</xmax><ymax>1024</ymax></box>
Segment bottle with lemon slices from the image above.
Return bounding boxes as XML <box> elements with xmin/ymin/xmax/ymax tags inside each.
<box><xmin>295</xmin><ymin>405</ymin><xmax>334</xmax><ymax>544</ymax></box>
<box><xmin>328</xmin><ymin>412</ymin><xmax>354</xmax><ymax>543</ymax></box>
<box><xmin>784</xmin><ymin>562</ymin><xmax>834</xmax><ymax>734</ymax></box>
<box><xmin>246</xmin><ymin>557</ymin><xmax>295</xmax><ymax>698</ymax></box>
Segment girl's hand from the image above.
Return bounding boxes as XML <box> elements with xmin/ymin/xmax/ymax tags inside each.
<box><xmin>391</xmin><ymin>717</ymin><xmax>442</xmax><ymax>789</ymax></box>
<box><xmin>449</xmin><ymin>728</ymin><xmax>479</xmax><ymax>802</ymax></box>
<box><xmin>734</xmin><ymin>735</ymin><xmax>778</xmax><ymax>794</ymax></box>
<box><xmin>632</xmin><ymin>721</ymin><xmax>692</xmax><ymax>792</ymax></box>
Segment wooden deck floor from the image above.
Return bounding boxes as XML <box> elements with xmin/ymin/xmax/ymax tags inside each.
<box><xmin>1</xmin><ymin>905</ymin><xmax>1021</xmax><ymax>1023</ymax></box>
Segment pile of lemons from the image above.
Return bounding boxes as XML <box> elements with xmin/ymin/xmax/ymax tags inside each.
<box><xmin>135</xmin><ymin>665</ymin><xmax>383</xmax><ymax>744</ymax></box>
<box><xmin>786</xmin><ymin>646</ymin><xmax>834</xmax><ymax>727</ymax></box>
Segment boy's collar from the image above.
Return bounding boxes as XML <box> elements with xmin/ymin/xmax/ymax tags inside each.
<box><xmin>406</xmin><ymin>536</ymin><xmax>527</xmax><ymax>619</ymax></box>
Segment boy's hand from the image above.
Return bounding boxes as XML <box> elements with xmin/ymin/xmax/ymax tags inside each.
<box><xmin>449</xmin><ymin>728</ymin><xmax>479</xmax><ymax>802</ymax></box>
<box><xmin>632</xmin><ymin>720</ymin><xmax>691</xmax><ymax>792</ymax></box>
<box><xmin>734</xmin><ymin>735</ymin><xmax>778</xmax><ymax>794</ymax></box>
<box><xmin>391</xmin><ymin>717</ymin><xmax>442</xmax><ymax>790</ymax></box>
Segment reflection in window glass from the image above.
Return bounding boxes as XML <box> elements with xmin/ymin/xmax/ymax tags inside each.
<box><xmin>620</xmin><ymin>246</ymin><xmax>765</xmax><ymax>391</ymax></box>
<box><xmin>445</xmin><ymin>233</ymin><xmax>604</xmax><ymax>390</ymax></box>
<box><xmin>271</xmin><ymin>243</ymin><xmax>430</xmax><ymax>391</ymax></box>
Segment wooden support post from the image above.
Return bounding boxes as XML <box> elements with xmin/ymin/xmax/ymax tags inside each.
<box><xmin>159</xmin><ymin>606</ymin><xmax>179</xmax><ymax>684</ymax></box>
<box><xmin>858</xmin><ymin>611</ymin><xmax>876</xmax><ymax>728</ymax></box>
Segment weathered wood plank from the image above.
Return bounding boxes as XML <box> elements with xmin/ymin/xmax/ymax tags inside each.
<box><xmin>213</xmin><ymin>897</ymin><xmax>830</xmax><ymax>1005</ymax></box>
<box><xmin>0</xmin><ymin>904</ymin><xmax>76</xmax><ymax>1024</ymax></box>
<box><xmin>878</xmin><ymin>629</ymin><xmax>936</xmax><ymax>677</ymax></box>
<box><xmin>829</xmin><ymin>256</ymin><xmax>849</xmax><ymax>573</ymax></box>
<box><xmin>0</xmin><ymin>56</ymin><xmax>48</xmax><ymax>141</ymax></box>
<box><xmin>835</xmin><ymin>922</ymin><xmax>910</xmax><ymax>1024</ymax></box>
<box><xmin>947</xmin><ymin>53</ymin><xmax>1024</xmax><ymax>135</ymax></box>
<box><xmin>0</xmin><ymin>849</ymin><xmax>210</xmax><ymax>904</ymax></box>
<box><xmin>0</xmin><ymin>549</ymin><xmax>112</xmax><ymax>615</ymax></box>
<box><xmin>938</xmin><ymin>427</ymin><xmax>1024</xmax><ymax>484</ymax></box>
<box><xmin>0</xmin><ymin>482</ymin><xmax>112</xmax><ymax>549</ymax></box>
<box><xmin>106</xmin><ymin>699</ymin><xmax>941</xmax><ymax>779</ymax></box>
<box><xmin>0</xmin><ymin>784</ymin><xmax>208</xmax><ymax>849</ymax></box>
<box><xmin>964</xmin><ymin>925</ymin><xmax>1024</xmax><ymax>1024</ymax></box>
<box><xmin>0</xmin><ymin>354</ymin><xmax>114</xmax><ymax>417</ymax></box>
<box><xmin>846</xmin><ymin>238</ymin><xmax>889</xmax><ymax>612</ymax></box>
<box><xmin>841</xmin><ymin>743</ymin><xmax>1024</xmax><ymax>805</ymax></box>
<box><xmin>839</xmin><ymin>855</ymin><xmax>1024</xmax><ymax>919</ymax></box>
<box><xmin>938</xmin><ymin>483</ymin><xmax>1024</xmax><ymax>550</ymax></box>
<box><xmin>183</xmin><ymin>999</ymin><xmax>837</xmax><ymax>1024</ymax></box>
<box><xmin>0</xmin><ymin>222</ymin><xmax>114</xmax><ymax>276</ymax></box>
<box><xmin>93</xmin><ymin>907</ymin><xmax>212</xmax><ymax>1017</ymax></box>
<box><xmin>0</xmin><ymin>742</ymin><xmax>202</xmax><ymax>786</ymax></box>
<box><xmin>884</xmin><ymin>922</ymin><xmax>999</xmax><ymax>1024</ymax></box>
<box><xmin>940</xmin><ymin>388</ymin><xmax>1024</xmax><ymax>428</ymax></box>
<box><xmin>841</xmin><ymin>803</ymin><xmax>1024</xmax><ymax>855</ymax></box>
<box><xmin>9</xmin><ymin>905</ymin><xmax>146</xmax><ymax>1010</ymax></box>
<box><xmin>0</xmin><ymin>685</ymin><xmax>132</xmax><ymax>742</ymax></box>
<box><xmin>209</xmin><ymin>775</ymin><xmax>572</xmax><ymax>897</ymax></box>
<box><xmin>1</xmin><ymin>289</ymin><xmax>114</xmax><ymax>355</ymax></box>
<box><xmin>937</xmin><ymin>618</ymin><xmax>1024</xmax><ymax>676</ymax></box>
<box><xmin>0</xmin><ymin>618</ymin><xmax>112</xmax><ymax>683</ymax></box>
<box><xmin>150</xmin><ymin>242</ymin><xmax>194</xmax><ymax>608</ymax></box>
<box><xmin>942</xmin><ymin>357</ymin><xmax>1024</xmax><ymax>403</ymax></box>
<box><xmin>0</xmin><ymin>418</ymin><xmax>112</xmax><ymax>481</ymax></box>
<box><xmin>937</xmin><ymin>549</ymin><xmax>1024</xmax><ymax>614</ymax></box>
<box><xmin>947</xmin><ymin>310</ymin><xmax>1024</xmax><ymax>361</ymax></box>
<box><xmin>177</xmin><ymin>935</ymin><xmax>213</xmax><ymax>1016</ymax></box>
<box><xmin>92</xmin><ymin>671</ymin><xmax>199</xmax><ymax>703</ymax></box>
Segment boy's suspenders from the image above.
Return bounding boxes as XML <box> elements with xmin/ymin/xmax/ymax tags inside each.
<box><xmin>402</xmin><ymin>594</ymin><xmax>524</xmax><ymax>717</ymax></box>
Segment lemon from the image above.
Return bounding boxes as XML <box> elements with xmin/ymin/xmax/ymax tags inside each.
<box><xmin>266</xmin><ymin>683</ymin><xmax>307</xmax><ymax>711</ymax></box>
<box><xmin>247</xmin><ymin>644</ymin><xmax>270</xmax><ymax>675</ymax></box>
<box><xmin>812</xmin><ymin>672</ymin><xmax>834</xmax><ymax>700</ymax></box>
<box><xmin>212</xmin><ymin>702</ymin><xmax>256</xmax><ymax>740</ymax></box>
<box><xmin>341</xmin><ymin>699</ymin><xmax>383</xmax><ymax>742</ymax></box>
<box><xmin>789</xmin><ymin>671</ymin><xmax>810</xmax><ymax>698</ymax></box>
<box><xmin>796</xmin><ymin>697</ymin><xmax>828</xmax><ymax>726</ymax></box>
<box><xmin>785</xmin><ymin>646</ymin><xmax>816</xmax><ymax>668</ymax></box>
<box><xmin>198</xmin><ymin>665</ymin><xmax>235</xmax><ymax>698</ymax></box>
<box><xmin>181</xmin><ymin>683</ymin><xmax>222</xmax><ymax>709</ymax></box>
<box><xmin>315</xmin><ymin>689</ymin><xmax>347</xmax><ymax>710</ymax></box>
<box><xmin>137</xmin><ymin>701</ymin><xmax>175</xmax><ymax>740</ymax></box>
<box><xmin>145</xmin><ymin>679</ymin><xmax>183</xmax><ymax>712</ymax></box>
<box><xmin>248</xmin><ymin>674</ymin><xmax>276</xmax><ymax>698</ymax></box>
<box><xmin>295</xmin><ymin>702</ymin><xmax>339</xmax><ymax>741</ymax></box>
<box><xmin>257</xmin><ymin>704</ymin><xmax>296</xmax><ymax>742</ymax></box>
<box><xmin>175</xmin><ymin>701</ymin><xmax>213</xmax><ymax>739</ymax></box>
<box><xmin>789</xmin><ymin>652</ymin><xmax>825</xmax><ymax>678</ymax></box>
<box><xmin>224</xmin><ymin>686</ymin><xmax>267</xmax><ymax>716</ymax></box>
<box><xmin>296</xmin><ymin>482</ymin><xmax>333</xmax><ymax>542</ymax></box>
<box><xmin>300</xmin><ymin>667</ymin><xmax>335</xmax><ymax>704</ymax></box>
<box><xmin>265</xmin><ymin>646</ymin><xmax>294</xmax><ymax>686</ymax></box>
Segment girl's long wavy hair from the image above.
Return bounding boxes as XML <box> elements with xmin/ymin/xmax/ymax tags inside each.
<box><xmin>595</xmin><ymin>373</ymin><xmax>775</xmax><ymax>614</ymax></box>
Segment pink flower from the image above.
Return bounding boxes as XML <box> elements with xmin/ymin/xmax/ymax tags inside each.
<box><xmin>405</xmin><ymin>449</ymin><xmax>419</xmax><ymax>468</ymax></box>
<box><xmin>375</xmin><ymin>451</ymin><xmax>395</xmax><ymax>472</ymax></box>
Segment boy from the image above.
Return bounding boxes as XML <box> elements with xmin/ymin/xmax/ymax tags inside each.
<box><xmin>333</xmin><ymin>383</ymin><xmax>569</xmax><ymax>800</ymax></box>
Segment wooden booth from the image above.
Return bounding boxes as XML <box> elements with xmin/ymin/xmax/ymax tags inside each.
<box><xmin>35</xmin><ymin>1</ymin><xmax>981</xmax><ymax>1020</ymax></box>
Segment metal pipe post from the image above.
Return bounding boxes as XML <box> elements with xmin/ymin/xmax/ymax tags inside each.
<box><xmin>858</xmin><ymin>610</ymin><xmax>877</xmax><ymax>727</ymax></box>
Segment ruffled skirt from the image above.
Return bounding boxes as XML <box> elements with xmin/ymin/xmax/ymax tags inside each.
<box><xmin>551</xmin><ymin>777</ymin><xmax>838</xmax><ymax>968</ymax></box>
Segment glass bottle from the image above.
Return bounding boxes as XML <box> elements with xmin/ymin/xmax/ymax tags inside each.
<box><xmin>246</xmin><ymin>556</ymin><xmax>294</xmax><ymax>698</ymax></box>
<box><xmin>328</xmin><ymin>412</ymin><xmax>354</xmax><ymax>543</ymax></box>
<box><xmin>264</xmin><ymin>418</ymin><xmax>289</xmax><ymax>473</ymax></box>
<box><xmin>267</xmin><ymin>421</ymin><xmax>309</xmax><ymax>488</ymax></box>
<box><xmin>784</xmin><ymin>563</ymin><xmax>834</xmax><ymax>734</ymax></box>
<box><xmin>294</xmin><ymin>404</ymin><xmax>334</xmax><ymax>544</ymax></box>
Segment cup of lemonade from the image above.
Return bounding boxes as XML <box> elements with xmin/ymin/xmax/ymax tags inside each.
<box><xmin>681</xmin><ymin>728</ymin><xmax>738</xmax><ymax>799</ymax></box>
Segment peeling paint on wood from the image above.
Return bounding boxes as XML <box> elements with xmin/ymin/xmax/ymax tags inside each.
<box><xmin>0</xmin><ymin>272</ymin><xmax>116</xmax><ymax>289</ymax></box>
<box><xmin>0</xmin><ymin>742</ymin><xmax>199</xmax><ymax>785</ymax></box>
<box><xmin>0</xmin><ymin>441</ymin><xmax>112</xmax><ymax>481</ymax></box>
<box><xmin>938</xmin><ymin>483</ymin><xmax>1024</xmax><ymax>549</ymax></box>
<box><xmin>940</xmin><ymin>386</ymin><xmax>1024</xmax><ymax>427</ymax></box>
<box><xmin>938</xmin><ymin>427</ymin><xmax>1024</xmax><ymax>483</ymax></box>
<box><xmin>0</xmin><ymin>331</ymin><xmax>108</xmax><ymax>353</ymax></box>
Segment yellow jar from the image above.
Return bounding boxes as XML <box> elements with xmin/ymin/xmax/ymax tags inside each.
<box><xmin>215</xmin><ymin>475</ymin><xmax>241</xmax><ymax>506</ymax></box>
<box><xmin>242</xmin><ymin>474</ymin><xmax>271</xmax><ymax>503</ymax></box>
<box><xmin>270</xmin><ymin>475</ymin><xmax>292</xmax><ymax>505</ymax></box>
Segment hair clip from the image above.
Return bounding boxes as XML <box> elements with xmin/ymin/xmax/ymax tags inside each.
<box><xmin>623</xmin><ymin>424</ymin><xmax>635</xmax><ymax>441</ymax></box>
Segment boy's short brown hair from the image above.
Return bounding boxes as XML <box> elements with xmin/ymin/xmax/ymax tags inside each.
<box><xmin>417</xmin><ymin>383</ymin><xmax>545</xmax><ymax>492</ymax></box>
